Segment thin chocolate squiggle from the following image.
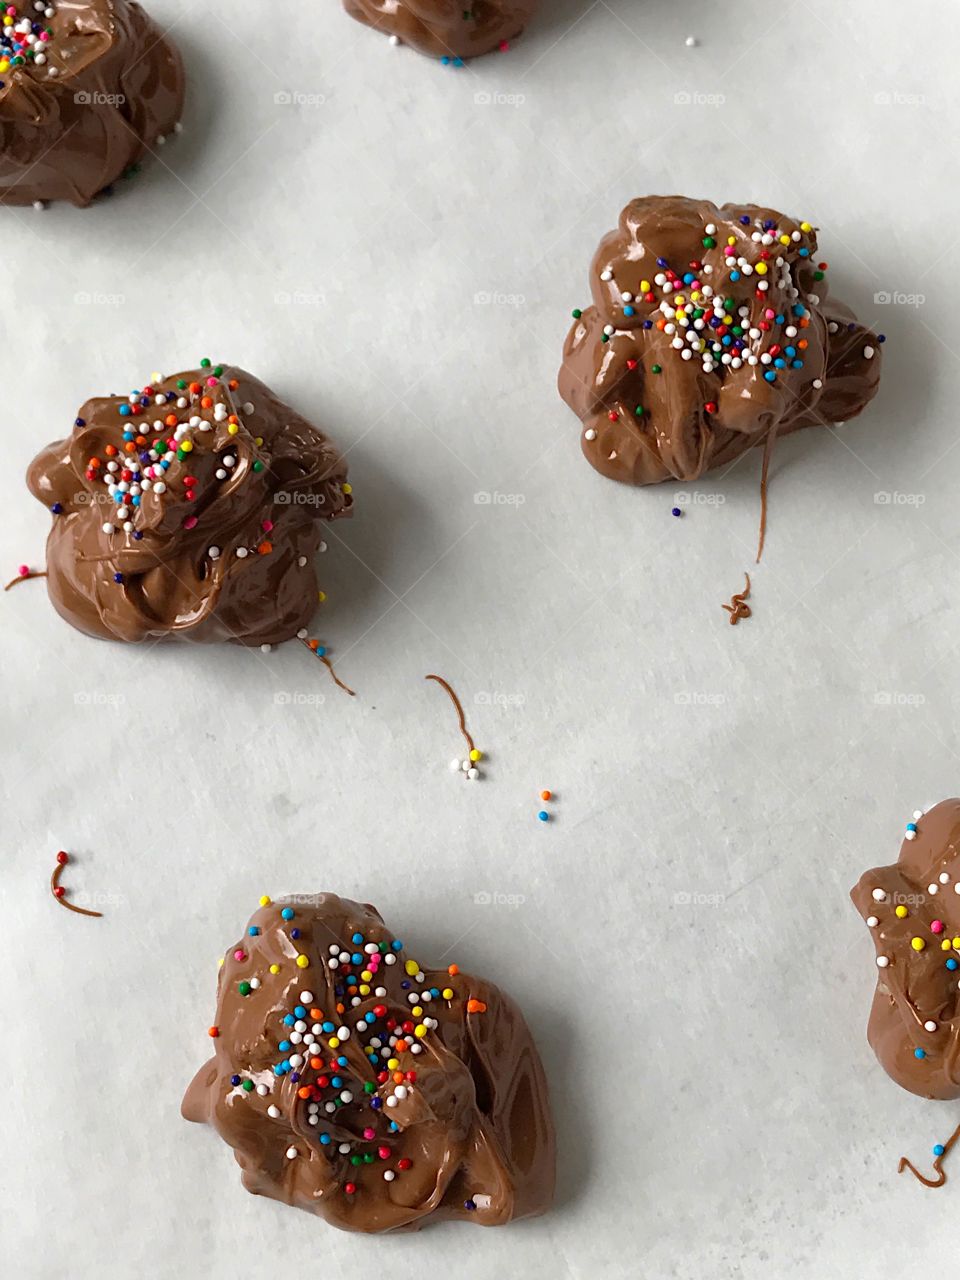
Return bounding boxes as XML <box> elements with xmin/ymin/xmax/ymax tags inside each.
<box><xmin>4</xmin><ymin>569</ymin><xmax>47</xmax><ymax>592</ymax></box>
<box><xmin>298</xmin><ymin>638</ymin><xmax>356</xmax><ymax>696</ymax></box>
<box><xmin>899</xmin><ymin>1121</ymin><xmax>960</xmax><ymax>1188</ymax></box>
<box><xmin>722</xmin><ymin>573</ymin><xmax>752</xmax><ymax>625</ymax></box>
<box><xmin>50</xmin><ymin>854</ymin><xmax>103</xmax><ymax>919</ymax></box>
<box><xmin>756</xmin><ymin>426</ymin><xmax>779</xmax><ymax>564</ymax></box>
<box><xmin>425</xmin><ymin>673</ymin><xmax>475</xmax><ymax>754</ymax></box>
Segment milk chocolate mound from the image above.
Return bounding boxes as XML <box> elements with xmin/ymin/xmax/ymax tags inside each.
<box><xmin>182</xmin><ymin>893</ymin><xmax>555</xmax><ymax>1233</ymax></box>
<box><xmin>342</xmin><ymin>0</ymin><xmax>539</xmax><ymax>59</ymax></box>
<box><xmin>0</xmin><ymin>0</ymin><xmax>184</xmax><ymax>207</ymax></box>
<box><xmin>851</xmin><ymin>800</ymin><xmax>960</xmax><ymax>1100</ymax></box>
<box><xmin>27</xmin><ymin>364</ymin><xmax>351</xmax><ymax>645</ymax></box>
<box><xmin>559</xmin><ymin>195</ymin><xmax>882</xmax><ymax>485</ymax></box>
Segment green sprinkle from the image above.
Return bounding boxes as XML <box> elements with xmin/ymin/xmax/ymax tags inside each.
<box><xmin>601</xmin><ymin>334</ymin><xmax>609</xmax><ymax>344</ymax></box>
<box><xmin>238</xmin><ymin>981</ymin><xmax>251</xmax><ymax>996</ymax></box>
<box><xmin>572</xmin><ymin>309</ymin><xmax>582</xmax><ymax>319</ymax></box>
<box><xmin>200</xmin><ymin>357</ymin><xmax>211</xmax><ymax>368</ymax></box>
<box><xmin>252</xmin><ymin>460</ymin><xmax>265</xmax><ymax>473</ymax></box>
<box><xmin>177</xmin><ymin>379</ymin><xmax>186</xmax><ymax>389</ymax></box>
<box><xmin>363</xmin><ymin>1081</ymin><xmax>376</xmax><ymax>1094</ymax></box>
<box><xmin>702</xmin><ymin>236</ymin><xmax>716</xmax><ymax>249</ymax></box>
<box><xmin>814</xmin><ymin>270</ymin><xmax>824</xmax><ymax>281</ymax></box>
<box><xmin>241</xmin><ymin>1079</ymin><xmax>254</xmax><ymax>1091</ymax></box>
<box><xmin>214</xmin><ymin>365</ymin><xmax>224</xmax><ymax>377</ymax></box>
<box><xmin>634</xmin><ymin>405</ymin><xmax>644</xmax><ymax>416</ymax></box>
<box><xmin>651</xmin><ymin>364</ymin><xmax>662</xmax><ymax>374</ymax></box>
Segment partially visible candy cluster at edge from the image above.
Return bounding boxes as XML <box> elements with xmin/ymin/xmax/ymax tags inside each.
<box><xmin>0</xmin><ymin>3</ymin><xmax>56</xmax><ymax>86</ymax></box>
<box><xmin>867</xmin><ymin>808</ymin><xmax>960</xmax><ymax>1063</ymax></box>
<box><xmin>207</xmin><ymin>898</ymin><xmax>487</xmax><ymax>1207</ymax></box>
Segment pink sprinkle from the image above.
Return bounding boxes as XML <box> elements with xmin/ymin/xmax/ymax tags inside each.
<box><xmin>206</xmin><ymin>377</ymin><xmax>218</xmax><ymax>387</ymax></box>
<box><xmin>932</xmin><ymin>920</ymin><xmax>944</xmax><ymax>934</ymax></box>
<box><xmin>765</xmin><ymin>309</ymin><xmax>775</xmax><ymax>320</ymax></box>
<box><xmin>183</xmin><ymin>515</ymin><xmax>198</xmax><ymax>530</ymax></box>
<box><xmin>234</xmin><ymin>949</ymin><xmax>246</xmax><ymax>961</ymax></box>
<box><xmin>261</xmin><ymin>519</ymin><xmax>273</xmax><ymax>532</ymax></box>
<box><xmin>363</xmin><ymin>1127</ymin><xmax>375</xmax><ymax>1140</ymax></box>
<box><xmin>17</xmin><ymin>563</ymin><xmax>28</xmax><ymax>577</ymax></box>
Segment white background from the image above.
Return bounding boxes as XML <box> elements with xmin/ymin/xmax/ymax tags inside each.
<box><xmin>4</xmin><ymin>2</ymin><xmax>960</xmax><ymax>1276</ymax></box>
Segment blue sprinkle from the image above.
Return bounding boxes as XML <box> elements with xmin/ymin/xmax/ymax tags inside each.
<box><xmin>538</xmin><ymin>811</ymin><xmax>549</xmax><ymax>821</ymax></box>
<box><xmin>113</xmin><ymin>572</ymin><xmax>124</xmax><ymax>584</ymax></box>
<box><xmin>623</xmin><ymin>306</ymin><xmax>635</xmax><ymax>317</ymax></box>
<box><xmin>730</xmin><ymin>271</ymin><xmax>740</xmax><ymax>282</ymax></box>
<box><xmin>51</xmin><ymin>502</ymin><xmax>63</xmax><ymax>514</ymax></box>
<box><xmin>337</xmin><ymin>1055</ymin><xmax>348</xmax><ymax>1067</ymax></box>
<box><xmin>294</xmin><ymin>1006</ymin><xmax>306</xmax><ymax>1018</ymax></box>
<box><xmin>799</xmin><ymin>247</ymin><xmax>809</xmax><ymax>257</ymax></box>
<box><xmin>230</xmin><ymin>1075</ymin><xmax>241</xmax><ymax>1086</ymax></box>
<box><xmin>935</xmin><ymin>1144</ymin><xmax>946</xmax><ymax>1157</ymax></box>
<box><xmin>906</xmin><ymin>823</ymin><xmax>917</xmax><ymax>833</ymax></box>
<box><xmin>915</xmin><ymin>1048</ymin><xmax>927</xmax><ymax>1059</ymax></box>
<box><xmin>764</xmin><ymin>371</ymin><xmax>777</xmax><ymax>383</ymax></box>
<box><xmin>352</xmin><ymin>933</ymin><xmax>363</xmax><ymax>945</ymax></box>
<box><xmin>322</xmin><ymin>1021</ymin><xmax>334</xmax><ymax>1033</ymax></box>
<box><xmin>291</xmin><ymin>929</ymin><xmax>300</xmax><ymax>939</ymax></box>
<box><xmin>320</xmin><ymin>1133</ymin><xmax>331</xmax><ymax>1145</ymax></box>
<box><xmin>248</xmin><ymin>926</ymin><xmax>260</xmax><ymax>936</ymax></box>
<box><xmin>740</xmin><ymin>215</ymin><xmax>751</xmax><ymax>225</ymax></box>
<box><xmin>948</xmin><ymin>959</ymin><xmax>959</xmax><ymax>971</ymax></box>
<box><xmin>279</xmin><ymin>1039</ymin><xmax>291</xmax><ymax>1051</ymax></box>
<box><xmin>656</xmin><ymin>257</ymin><xmax>668</xmax><ymax>268</ymax></box>
<box><xmin>281</xmin><ymin>907</ymin><xmax>294</xmax><ymax>920</ymax></box>
<box><xmin>365</xmin><ymin>1012</ymin><xmax>376</xmax><ymax>1023</ymax></box>
<box><xmin>133</xmin><ymin>531</ymin><xmax>143</xmax><ymax>541</ymax></box>
<box><xmin>392</xmin><ymin>940</ymin><xmax>403</xmax><ymax>951</ymax></box>
<box><xmin>283</xmin><ymin>1014</ymin><xmax>295</xmax><ymax>1026</ymax></box>
<box><xmin>352</xmin><ymin>952</ymin><xmax>363</xmax><ymax>965</ymax></box>
<box><xmin>119</xmin><ymin>405</ymin><xmax>131</xmax><ymax>417</ymax></box>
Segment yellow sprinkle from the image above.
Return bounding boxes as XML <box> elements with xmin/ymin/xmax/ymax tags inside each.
<box><xmin>361</xmin><ymin>970</ymin><xmax>372</xmax><ymax>982</ymax></box>
<box><xmin>442</xmin><ymin>988</ymin><xmax>454</xmax><ymax>1000</ymax></box>
<box><xmin>0</xmin><ymin>60</ymin><xmax>9</xmax><ymax>73</ymax></box>
<box><xmin>328</xmin><ymin>1037</ymin><xmax>339</xmax><ymax>1049</ymax></box>
<box><xmin>639</xmin><ymin>280</ymin><xmax>651</xmax><ymax>293</ymax></box>
<box><xmin>218</xmin><ymin>957</ymin><xmax>224</xmax><ymax>968</ymax></box>
<box><xmin>895</xmin><ymin>905</ymin><xmax>908</xmax><ymax>918</ymax></box>
<box><xmin>411</xmin><ymin>1006</ymin><xmax>423</xmax><ymax>1017</ymax></box>
<box><xmin>779</xmin><ymin>235</ymin><xmax>791</xmax><ymax>245</ymax></box>
<box><xmin>727</xmin><ymin>236</ymin><xmax>736</xmax><ymax>246</ymax></box>
<box><xmin>414</xmin><ymin>1025</ymin><xmax>428</xmax><ymax>1039</ymax></box>
<box><xmin>469</xmin><ymin>749</ymin><xmax>481</xmax><ymax>763</ymax></box>
<box><xmin>911</xmin><ymin>937</ymin><xmax>926</xmax><ymax>952</ymax></box>
<box><xmin>387</xmin><ymin>1057</ymin><xmax>399</xmax><ymax>1070</ymax></box>
<box><xmin>953</xmin><ymin>937</ymin><xmax>960</xmax><ymax>949</ymax></box>
<box><xmin>317</xmin><ymin>591</ymin><xmax>326</xmax><ymax>603</ymax></box>
<box><xmin>180</xmin><ymin>439</ymin><xmax>194</xmax><ymax>452</ymax></box>
<box><xmin>404</xmin><ymin>960</ymin><xmax>419</xmax><ymax>976</ymax></box>
<box><xmin>255</xmin><ymin>437</ymin><xmax>263</xmax><ymax>446</ymax></box>
<box><xmin>269</xmin><ymin>964</ymin><xmax>280</xmax><ymax>975</ymax></box>
<box><xmin>364</xmin><ymin>1045</ymin><xmax>374</xmax><ymax>1056</ymax></box>
<box><xmin>755</xmin><ymin>263</ymin><xmax>768</xmax><ymax>276</ymax></box>
<box><xmin>942</xmin><ymin>940</ymin><xmax>952</xmax><ymax>951</ymax></box>
<box><xmin>359</xmin><ymin>984</ymin><xmax>370</xmax><ymax>996</ymax></box>
<box><xmin>800</xmin><ymin>221</ymin><xmax>812</xmax><ymax>233</ymax></box>
<box><xmin>296</xmin><ymin>955</ymin><xmax>309</xmax><ymax>969</ymax></box>
<box><xmin>227</xmin><ymin>423</ymin><xmax>239</xmax><ymax>435</ymax></box>
<box><xmin>342</xmin><ymin>483</ymin><xmax>353</xmax><ymax>495</ymax></box>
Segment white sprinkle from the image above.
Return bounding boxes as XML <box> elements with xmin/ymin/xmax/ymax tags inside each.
<box><xmin>449</xmin><ymin>758</ymin><xmax>463</xmax><ymax>772</ymax></box>
<box><xmin>236</xmin><ymin>547</ymin><xmax>249</xmax><ymax>559</ymax></box>
<box><xmin>389</xmin><ymin>34</ymin><xmax>400</xmax><ymax>46</ymax></box>
<box><xmin>250</xmin><ymin>978</ymin><xmax>260</xmax><ymax>989</ymax></box>
<box><xmin>386</xmin><ymin>1095</ymin><xmax>399</xmax><ymax>1108</ymax></box>
<box><xmin>584</xmin><ymin>428</ymin><xmax>597</xmax><ymax>441</ymax></box>
<box><xmin>285</xmin><ymin>1146</ymin><xmax>297</xmax><ymax>1160</ymax></box>
<box><xmin>260</xmin><ymin>643</ymin><xmax>272</xmax><ymax>654</ymax></box>
<box><xmin>600</xmin><ymin>269</ymin><xmax>613</xmax><ymax>282</ymax></box>
<box><xmin>812</xmin><ymin>379</ymin><xmax>823</xmax><ymax>390</ymax></box>
<box><xmin>267</xmin><ymin>1105</ymin><xmax>281</xmax><ymax>1118</ymax></box>
<box><xmin>297</xmin><ymin>556</ymin><xmax>307</xmax><ymax>567</ymax></box>
<box><xmin>872</xmin><ymin>888</ymin><xmax>887</xmax><ymax>902</ymax></box>
<box><xmin>384</xmin><ymin>1169</ymin><xmax>396</xmax><ymax>1181</ymax></box>
<box><xmin>905</xmin><ymin>830</ymin><xmax>916</xmax><ymax>841</ymax></box>
<box><xmin>318</xmin><ymin>541</ymin><xmax>328</xmax><ymax>553</ymax></box>
<box><xmin>876</xmin><ymin>956</ymin><xmax>890</xmax><ymax>968</ymax></box>
<box><xmin>928</xmin><ymin>884</ymin><xmax>939</xmax><ymax>895</ymax></box>
<box><xmin>467</xmin><ymin>768</ymin><xmax>480</xmax><ymax>781</ymax></box>
<box><xmin>243</xmin><ymin>402</ymin><xmax>255</xmax><ymax>415</ymax></box>
<box><xmin>256</xmin><ymin>1083</ymin><xmax>269</xmax><ymax>1096</ymax></box>
<box><xmin>941</xmin><ymin>873</ymin><xmax>950</xmax><ymax>885</ymax></box>
<box><xmin>866</xmin><ymin>916</ymin><xmax>879</xmax><ymax>927</ymax></box>
<box><xmin>913</xmin><ymin>810</ymin><xmax>924</xmax><ymax>821</ymax></box>
<box><xmin>300</xmin><ymin>991</ymin><xmax>314</xmax><ymax>1003</ymax></box>
<box><xmin>208</xmin><ymin>546</ymin><xmax>221</xmax><ymax>560</ymax></box>
<box><xmin>297</xmin><ymin>628</ymin><xmax>308</xmax><ymax>639</ymax></box>
<box><xmin>925</xmin><ymin>1020</ymin><xmax>938</xmax><ymax>1032</ymax></box>
<box><xmin>864</xmin><ymin>346</ymin><xmax>875</xmax><ymax>359</ymax></box>
<box><xmin>685</xmin><ymin>35</ymin><xmax>697</xmax><ymax>47</ymax></box>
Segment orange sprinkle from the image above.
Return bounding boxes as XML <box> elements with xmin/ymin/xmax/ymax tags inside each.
<box><xmin>307</xmin><ymin>639</ymin><xmax>321</xmax><ymax>652</ymax></box>
<box><xmin>310</xmin><ymin>1056</ymin><xmax>322</xmax><ymax>1070</ymax></box>
<box><xmin>257</xmin><ymin>541</ymin><xmax>272</xmax><ymax>555</ymax></box>
<box><xmin>104</xmin><ymin>444</ymin><xmax>117</xmax><ymax>457</ymax></box>
<box><xmin>395</xmin><ymin>1038</ymin><xmax>408</xmax><ymax>1052</ymax></box>
<box><xmin>208</xmin><ymin>1026</ymin><xmax>219</xmax><ymax>1038</ymax></box>
<box><xmin>229</xmin><ymin>379</ymin><xmax>239</xmax><ymax>389</ymax></box>
<box><xmin>228</xmin><ymin>414</ymin><xmax>239</xmax><ymax>424</ymax></box>
<box><xmin>798</xmin><ymin>339</ymin><xmax>808</xmax><ymax>350</ymax></box>
<box><xmin>447</xmin><ymin>964</ymin><xmax>459</xmax><ymax>976</ymax></box>
<box><xmin>310</xmin><ymin>1008</ymin><xmax>323</xmax><ymax>1020</ymax></box>
<box><xmin>466</xmin><ymin>999</ymin><xmax>487</xmax><ymax>1014</ymax></box>
<box><xmin>336</xmin><ymin>1002</ymin><xmax>345</xmax><ymax>1014</ymax></box>
<box><xmin>540</xmin><ymin>790</ymin><xmax>552</xmax><ymax>801</ymax></box>
<box><xmin>201</xmin><ymin>396</ymin><xmax>213</xmax><ymax>409</ymax></box>
<box><xmin>88</xmin><ymin>457</ymin><xmax>100</xmax><ymax>468</ymax></box>
<box><xmin>393</xmin><ymin>1071</ymin><xmax>404</xmax><ymax>1083</ymax></box>
<box><xmin>189</xmin><ymin>381</ymin><xmax>201</xmax><ymax>394</ymax></box>
<box><xmin>123</xmin><ymin>442</ymin><xmax>135</xmax><ymax>453</ymax></box>
<box><xmin>165</xmin><ymin>414</ymin><xmax>178</xmax><ymax>427</ymax></box>
<box><xmin>135</xmin><ymin>435</ymin><xmax>147</xmax><ymax>446</ymax></box>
